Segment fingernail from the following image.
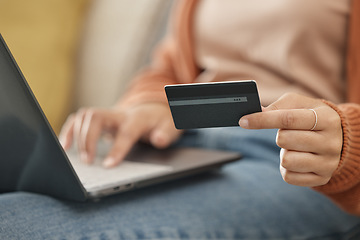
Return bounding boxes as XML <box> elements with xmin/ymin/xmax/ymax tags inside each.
<box><xmin>59</xmin><ymin>137</ymin><xmax>67</xmax><ymax>148</ymax></box>
<box><xmin>81</xmin><ymin>152</ymin><xmax>88</xmax><ymax>163</ymax></box>
<box><xmin>103</xmin><ymin>157</ymin><xmax>115</xmax><ymax>168</ymax></box>
<box><xmin>151</xmin><ymin>131</ymin><xmax>168</xmax><ymax>148</ymax></box>
<box><xmin>59</xmin><ymin>138</ymin><xmax>65</xmax><ymax>147</ymax></box>
<box><xmin>239</xmin><ymin>118</ymin><xmax>249</xmax><ymax>128</ymax></box>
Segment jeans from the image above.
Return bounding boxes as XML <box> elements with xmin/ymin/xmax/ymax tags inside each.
<box><xmin>1</xmin><ymin>128</ymin><xmax>360</xmax><ymax>240</ymax></box>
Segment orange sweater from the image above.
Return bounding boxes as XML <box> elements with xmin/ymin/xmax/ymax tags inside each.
<box><xmin>120</xmin><ymin>0</ymin><xmax>360</xmax><ymax>215</ymax></box>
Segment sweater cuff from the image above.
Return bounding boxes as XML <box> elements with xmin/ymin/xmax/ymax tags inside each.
<box><xmin>118</xmin><ymin>90</ymin><xmax>168</xmax><ymax>109</ymax></box>
<box><xmin>313</xmin><ymin>101</ymin><xmax>360</xmax><ymax>194</ymax></box>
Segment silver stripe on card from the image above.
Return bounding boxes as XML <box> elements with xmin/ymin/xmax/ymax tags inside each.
<box><xmin>169</xmin><ymin>97</ymin><xmax>248</xmax><ymax>106</ymax></box>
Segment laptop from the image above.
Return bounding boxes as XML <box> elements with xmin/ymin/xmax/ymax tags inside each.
<box><xmin>0</xmin><ymin>34</ymin><xmax>241</xmax><ymax>201</ymax></box>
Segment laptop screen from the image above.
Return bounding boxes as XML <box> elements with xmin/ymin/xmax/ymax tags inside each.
<box><xmin>0</xmin><ymin>34</ymin><xmax>86</xmax><ymax>200</ymax></box>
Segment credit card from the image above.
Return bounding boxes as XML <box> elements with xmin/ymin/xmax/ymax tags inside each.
<box><xmin>165</xmin><ymin>80</ymin><xmax>262</xmax><ymax>129</ymax></box>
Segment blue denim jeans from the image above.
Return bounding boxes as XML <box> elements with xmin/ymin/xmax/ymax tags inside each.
<box><xmin>1</xmin><ymin>128</ymin><xmax>360</xmax><ymax>239</ymax></box>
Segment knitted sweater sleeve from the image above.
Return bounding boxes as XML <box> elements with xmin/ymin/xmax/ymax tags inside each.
<box><xmin>117</xmin><ymin>0</ymin><xmax>198</xmax><ymax>109</ymax></box>
<box><xmin>117</xmin><ymin>36</ymin><xmax>180</xmax><ymax>108</ymax></box>
<box><xmin>313</xmin><ymin>102</ymin><xmax>360</xmax><ymax>215</ymax></box>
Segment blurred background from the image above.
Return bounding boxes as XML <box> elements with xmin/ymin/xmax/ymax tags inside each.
<box><xmin>0</xmin><ymin>0</ymin><xmax>173</xmax><ymax>134</ymax></box>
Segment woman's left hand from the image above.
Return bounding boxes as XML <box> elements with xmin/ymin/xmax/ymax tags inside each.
<box><xmin>239</xmin><ymin>93</ymin><xmax>343</xmax><ymax>187</ymax></box>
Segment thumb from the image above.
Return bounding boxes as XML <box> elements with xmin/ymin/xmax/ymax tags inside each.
<box><xmin>263</xmin><ymin>93</ymin><xmax>318</xmax><ymax>111</ymax></box>
<box><xmin>150</xmin><ymin>120</ymin><xmax>183</xmax><ymax>149</ymax></box>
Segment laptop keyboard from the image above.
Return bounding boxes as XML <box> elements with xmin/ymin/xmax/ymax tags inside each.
<box><xmin>67</xmin><ymin>151</ymin><xmax>173</xmax><ymax>191</ymax></box>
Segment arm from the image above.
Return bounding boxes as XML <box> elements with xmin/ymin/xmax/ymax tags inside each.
<box><xmin>118</xmin><ymin>0</ymin><xmax>199</xmax><ymax>108</ymax></box>
<box><xmin>117</xmin><ymin>36</ymin><xmax>181</xmax><ymax>108</ymax></box>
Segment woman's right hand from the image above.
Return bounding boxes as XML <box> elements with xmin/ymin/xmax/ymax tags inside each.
<box><xmin>59</xmin><ymin>103</ymin><xmax>183</xmax><ymax>168</ymax></box>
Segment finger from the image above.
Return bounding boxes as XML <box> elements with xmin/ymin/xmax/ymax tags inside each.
<box><xmin>78</xmin><ymin>109</ymin><xmax>106</xmax><ymax>164</ymax></box>
<box><xmin>59</xmin><ymin>114</ymin><xmax>75</xmax><ymax>150</ymax></box>
<box><xmin>277</xmin><ymin>129</ymin><xmax>341</xmax><ymax>156</ymax></box>
<box><xmin>240</xmin><ymin>108</ymin><xmax>320</xmax><ymax>130</ymax></box>
<box><xmin>276</xmin><ymin>129</ymin><xmax>325</xmax><ymax>153</ymax></box>
<box><xmin>266</xmin><ymin>93</ymin><xmax>318</xmax><ymax>111</ymax></box>
<box><xmin>81</xmin><ymin>110</ymin><xmax>125</xmax><ymax>164</ymax></box>
<box><xmin>150</xmin><ymin>119</ymin><xmax>183</xmax><ymax>149</ymax></box>
<box><xmin>280</xmin><ymin>149</ymin><xmax>338</xmax><ymax>178</ymax></box>
<box><xmin>280</xmin><ymin>166</ymin><xmax>330</xmax><ymax>187</ymax></box>
<box><xmin>73</xmin><ymin>109</ymin><xmax>87</xmax><ymax>161</ymax></box>
<box><xmin>280</xmin><ymin>149</ymin><xmax>321</xmax><ymax>174</ymax></box>
<box><xmin>103</xmin><ymin>120</ymin><xmax>145</xmax><ymax>168</ymax></box>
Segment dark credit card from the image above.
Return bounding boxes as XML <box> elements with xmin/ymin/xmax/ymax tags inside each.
<box><xmin>165</xmin><ymin>80</ymin><xmax>262</xmax><ymax>129</ymax></box>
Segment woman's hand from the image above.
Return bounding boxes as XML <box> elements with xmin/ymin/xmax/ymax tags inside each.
<box><xmin>239</xmin><ymin>93</ymin><xmax>343</xmax><ymax>187</ymax></box>
<box><xmin>59</xmin><ymin>103</ymin><xmax>182</xmax><ymax>168</ymax></box>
